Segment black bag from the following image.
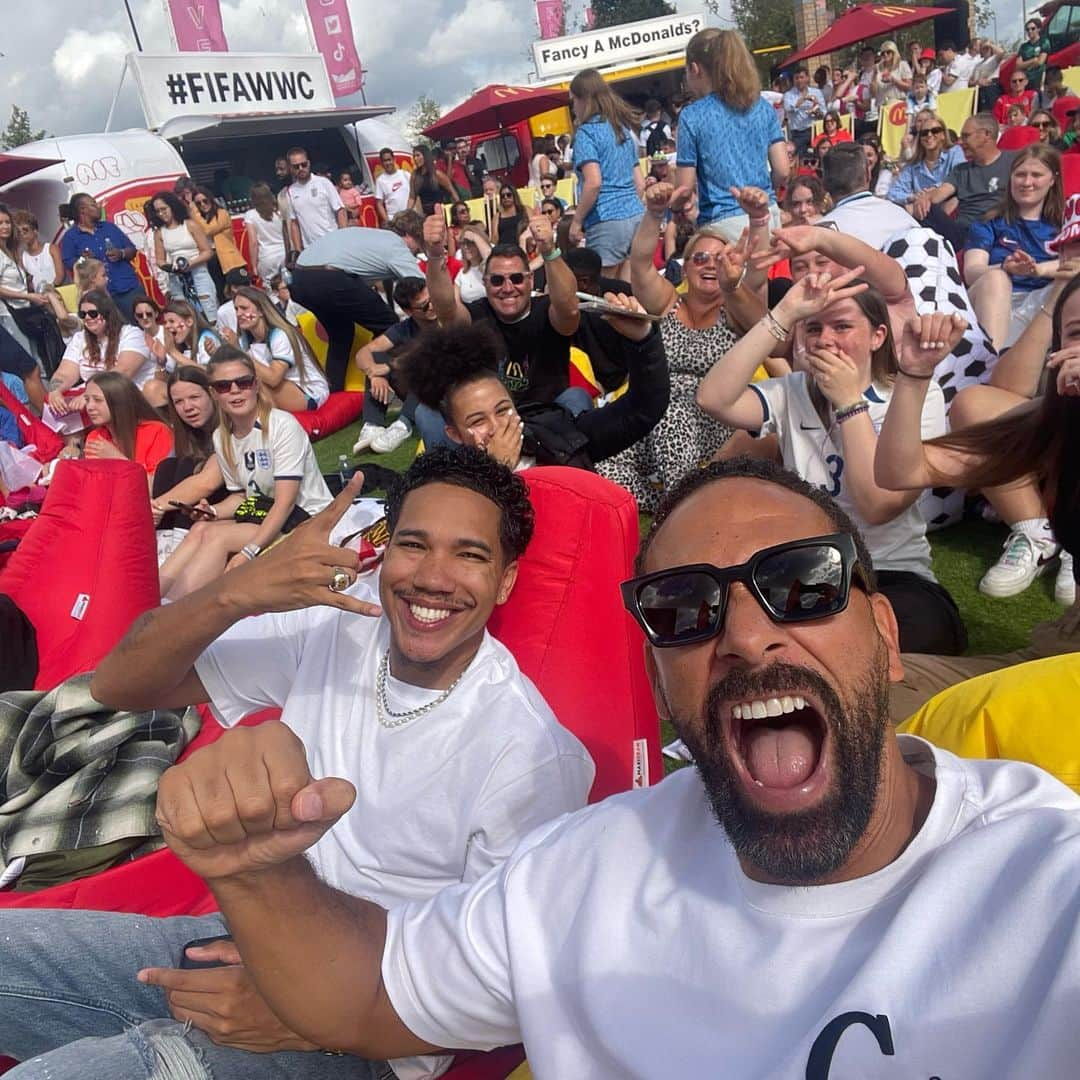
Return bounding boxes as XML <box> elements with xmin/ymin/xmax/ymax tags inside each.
<box><xmin>8</xmin><ymin>302</ymin><xmax>65</xmax><ymax>378</ymax></box>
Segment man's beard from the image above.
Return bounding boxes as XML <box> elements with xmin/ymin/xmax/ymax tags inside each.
<box><xmin>675</xmin><ymin>655</ymin><xmax>891</xmax><ymax>885</ymax></box>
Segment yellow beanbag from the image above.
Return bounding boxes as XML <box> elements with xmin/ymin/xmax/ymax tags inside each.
<box><xmin>898</xmin><ymin>654</ymin><xmax>1080</xmax><ymax>793</ymax></box>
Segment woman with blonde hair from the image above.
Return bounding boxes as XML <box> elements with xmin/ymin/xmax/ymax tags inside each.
<box><xmin>158</xmin><ymin>345</ymin><xmax>331</xmax><ymax>600</ymax></box>
<box><xmin>889</xmin><ymin>109</ymin><xmax>965</xmax><ymax>209</ymax></box>
<box><xmin>567</xmin><ymin>67</ymin><xmax>645</xmax><ymax>275</ymax></box>
<box><xmin>965</xmin><ymin>142</ymin><xmax>1064</xmax><ymax>349</ymax></box>
<box><xmin>675</xmin><ymin>28</ymin><xmax>789</xmax><ymax>239</ymax></box>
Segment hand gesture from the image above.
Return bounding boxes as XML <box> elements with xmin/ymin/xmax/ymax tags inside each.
<box><xmin>84</xmin><ymin>438</ymin><xmax>126</xmax><ymax>460</ymax></box>
<box><xmin>368</xmin><ymin>374</ymin><xmax>391</xmax><ymax>404</ymax></box>
<box><xmin>139</xmin><ymin>940</ymin><xmax>318</xmax><ymax>1053</ymax></box>
<box><xmin>568</xmin><ymin>219</ymin><xmax>585</xmax><ymax>247</ymax></box>
<box><xmin>909</xmin><ymin>192</ymin><xmax>932</xmax><ymax>222</ymax></box>
<box><xmin>1002</xmin><ymin>250</ymin><xmax>1038</xmax><ymax>278</ymax></box>
<box><xmin>422</xmin><ymin>213</ymin><xmax>449</xmax><ymax>258</ymax></box>
<box><xmin>217</xmin><ymin>473</ymin><xmax>383</xmax><ymax>620</ymax></box>
<box><xmin>730</xmin><ymin>186</ymin><xmax>770</xmax><ymax>220</ymax></box>
<box><xmin>526</xmin><ymin>209</ymin><xmax>555</xmax><ymax>255</ymax></box>
<box><xmin>717</xmin><ymin>230</ymin><xmax>750</xmax><ymax>292</ymax></box>
<box><xmin>807</xmin><ymin>345</ymin><xmax>865</xmax><ymax>408</ymax></box>
<box><xmin>599</xmin><ymin>291</ymin><xmax>652</xmax><ymax>341</ymax></box>
<box><xmin>750</xmin><ymin>225</ymin><xmax>821</xmax><ymax>274</ymax></box>
<box><xmin>156</xmin><ymin>720</ymin><xmax>357</xmax><ymax>882</ymax></box>
<box><xmin>27</xmin><ymin>292</ymin><xmax>50</xmax><ymax>307</ymax></box>
<box><xmin>898</xmin><ymin>312</ymin><xmax>968</xmax><ymax>377</ymax></box>
<box><xmin>1046</xmin><ymin>344</ymin><xmax>1080</xmax><ymax>396</ymax></box>
<box><xmin>217</xmin><ymin>325</ymin><xmax>238</xmax><ymax>347</ymax></box>
<box><xmin>774</xmin><ymin>266</ymin><xmax>868</xmax><ymax>324</ymax></box>
<box><xmin>480</xmin><ymin>409</ymin><xmax>524</xmax><ymax>469</ymax></box>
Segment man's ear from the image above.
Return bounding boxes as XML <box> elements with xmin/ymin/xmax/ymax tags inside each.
<box><xmin>495</xmin><ymin>560</ymin><xmax>519</xmax><ymax>606</ymax></box>
<box><xmin>868</xmin><ymin>591</ymin><xmax>904</xmax><ymax>683</ymax></box>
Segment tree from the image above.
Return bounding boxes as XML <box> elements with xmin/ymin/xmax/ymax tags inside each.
<box><xmin>404</xmin><ymin>95</ymin><xmax>442</xmax><ymax>146</ymax></box>
<box><xmin>1</xmin><ymin>105</ymin><xmax>47</xmax><ymax>150</ymax></box>
<box><xmin>591</xmin><ymin>0</ymin><xmax>675</xmax><ymax>31</ymax></box>
<box><xmin>730</xmin><ymin>0</ymin><xmax>796</xmax><ymax>64</ymax></box>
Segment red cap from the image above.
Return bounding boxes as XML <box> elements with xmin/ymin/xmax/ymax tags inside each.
<box><xmin>921</xmin><ymin>47</ymin><xmax>936</xmax><ymax>60</ymax></box>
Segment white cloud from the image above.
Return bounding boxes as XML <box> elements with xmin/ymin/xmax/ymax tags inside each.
<box><xmin>52</xmin><ymin>30</ymin><xmax>131</xmax><ymax>87</ymax></box>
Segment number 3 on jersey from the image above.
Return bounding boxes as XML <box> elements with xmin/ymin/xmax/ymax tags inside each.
<box><xmin>824</xmin><ymin>453</ymin><xmax>844</xmax><ymax>497</ymax></box>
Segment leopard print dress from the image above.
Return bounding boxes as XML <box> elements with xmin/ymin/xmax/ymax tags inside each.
<box><xmin>597</xmin><ymin>302</ymin><xmax>736</xmax><ymax>514</ymax></box>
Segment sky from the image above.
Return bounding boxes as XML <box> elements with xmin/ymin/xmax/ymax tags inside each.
<box><xmin>3</xmin><ymin>0</ymin><xmax>1028</xmax><ymax>143</ymax></box>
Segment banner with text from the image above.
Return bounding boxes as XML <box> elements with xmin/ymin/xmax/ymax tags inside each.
<box><xmin>536</xmin><ymin>0</ymin><xmax>564</xmax><ymax>40</ymax></box>
<box><xmin>303</xmin><ymin>0</ymin><xmax>364</xmax><ymax>98</ymax></box>
<box><xmin>532</xmin><ymin>11</ymin><xmax>705</xmax><ymax>80</ymax></box>
<box><xmin>130</xmin><ymin>53</ymin><xmax>335</xmax><ymax>130</ymax></box>
<box><xmin>163</xmin><ymin>0</ymin><xmax>228</xmax><ymax>52</ymax></box>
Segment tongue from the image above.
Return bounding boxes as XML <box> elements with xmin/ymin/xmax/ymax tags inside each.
<box><xmin>743</xmin><ymin>722</ymin><xmax>819</xmax><ymax>789</ymax></box>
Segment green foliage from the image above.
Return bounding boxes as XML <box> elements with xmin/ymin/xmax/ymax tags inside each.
<box><xmin>591</xmin><ymin>0</ymin><xmax>675</xmax><ymax>31</ymax></box>
<box><xmin>1</xmin><ymin>105</ymin><xmax>47</xmax><ymax>150</ymax></box>
<box><xmin>404</xmin><ymin>95</ymin><xmax>442</xmax><ymax>147</ymax></box>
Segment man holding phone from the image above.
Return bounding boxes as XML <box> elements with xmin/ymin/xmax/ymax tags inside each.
<box><xmin>1</xmin><ymin>449</ymin><xmax>593</xmax><ymax>1080</ymax></box>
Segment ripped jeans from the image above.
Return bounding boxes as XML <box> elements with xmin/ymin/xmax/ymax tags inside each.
<box><xmin>0</xmin><ymin>910</ymin><xmax>391</xmax><ymax>1079</ymax></box>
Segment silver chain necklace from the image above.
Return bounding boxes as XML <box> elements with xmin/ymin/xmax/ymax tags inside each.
<box><xmin>375</xmin><ymin>649</ymin><xmax>466</xmax><ymax>729</ymax></box>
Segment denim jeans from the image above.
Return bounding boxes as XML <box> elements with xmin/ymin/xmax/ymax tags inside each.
<box><xmin>166</xmin><ymin>264</ymin><xmax>219</xmax><ymax>324</ymax></box>
<box><xmin>0</xmin><ymin>909</ymin><xmax>390</xmax><ymax>1079</ymax></box>
<box><xmin>413</xmin><ymin>403</ymin><xmax>453</xmax><ymax>450</ymax></box>
<box><xmin>555</xmin><ymin>385</ymin><xmax>593</xmax><ymax>418</ymax></box>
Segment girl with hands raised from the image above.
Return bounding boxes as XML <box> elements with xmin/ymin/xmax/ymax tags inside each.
<box><xmin>697</xmin><ymin>276</ymin><xmax>969</xmax><ymax>654</ymax></box>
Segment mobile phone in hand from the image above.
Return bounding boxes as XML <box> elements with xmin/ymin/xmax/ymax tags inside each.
<box><xmin>168</xmin><ymin>499</ymin><xmax>214</xmax><ymax>519</ymax></box>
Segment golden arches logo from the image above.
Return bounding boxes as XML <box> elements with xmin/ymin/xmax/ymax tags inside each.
<box><xmin>888</xmin><ymin>101</ymin><xmax>908</xmax><ymax>125</ymax></box>
<box><xmin>871</xmin><ymin>6</ymin><xmax>912</xmax><ymax>16</ymax></box>
<box><xmin>493</xmin><ymin>86</ymin><xmax>528</xmax><ymax>99</ymax></box>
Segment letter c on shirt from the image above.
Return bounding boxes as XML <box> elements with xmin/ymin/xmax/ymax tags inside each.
<box><xmin>805</xmin><ymin>1011</ymin><xmax>895</xmax><ymax>1079</ymax></box>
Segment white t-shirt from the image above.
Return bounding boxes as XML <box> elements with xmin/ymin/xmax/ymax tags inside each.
<box><xmin>212</xmin><ymin>407</ymin><xmax>331</xmax><ymax>515</ymax></box>
<box><xmin>749</xmin><ymin>370</ymin><xmax>945</xmax><ymax>578</ymax></box>
<box><xmin>947</xmin><ymin>52</ymin><xmax>979</xmax><ymax>90</ymax></box>
<box><xmin>215</xmin><ymin>300</ymin><xmax>238</xmax><ymax>338</ymax></box>
<box><xmin>21</xmin><ymin>246</ymin><xmax>56</xmax><ymax>292</ymax></box>
<box><xmin>243</xmin><ymin>325</ymin><xmax>330</xmax><ymax>407</ymax></box>
<box><xmin>62</xmin><ymin>324</ymin><xmax>155</xmax><ymax>388</ymax></box>
<box><xmin>821</xmin><ymin>191</ymin><xmax>917</xmax><ymax>251</ymax></box>
<box><xmin>383</xmin><ymin>737</ymin><xmax>1080</xmax><ymax>1078</ymax></box>
<box><xmin>195</xmin><ymin>614</ymin><xmax>594</xmax><ymax>1080</ymax></box>
<box><xmin>927</xmin><ymin>67</ymin><xmax>943</xmax><ymax>94</ymax></box>
<box><xmin>284</xmin><ymin>175</ymin><xmax>344</xmax><ymax>247</ymax></box>
<box><xmin>456</xmin><ymin>264</ymin><xmax>486</xmax><ymax>304</ymax></box>
<box><xmin>242</xmin><ymin>209</ymin><xmax>287</xmax><ymax>279</ymax></box>
<box><xmin>0</xmin><ymin>250</ymin><xmax>28</xmax><ymax>308</ymax></box>
<box><xmin>375</xmin><ymin>170</ymin><xmax>412</xmax><ymax>218</ymax></box>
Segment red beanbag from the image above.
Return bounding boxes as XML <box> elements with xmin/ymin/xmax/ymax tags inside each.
<box><xmin>292</xmin><ymin>392</ymin><xmax>364</xmax><ymax>440</ymax></box>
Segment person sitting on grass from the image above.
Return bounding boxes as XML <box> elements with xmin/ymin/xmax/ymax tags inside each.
<box><xmin>401</xmin><ymin>306</ymin><xmax>668</xmax><ymax>471</ymax></box>
<box><xmin>2</xmin><ymin>448</ymin><xmax>594</xmax><ymax>1080</ymax></box>
<box><xmin>158</xmin><ymin>347</ymin><xmax>331</xmax><ymax>600</ymax></box>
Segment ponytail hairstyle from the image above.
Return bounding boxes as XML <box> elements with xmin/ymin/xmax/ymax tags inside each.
<box><xmin>685</xmin><ymin>29</ymin><xmax>760</xmax><ymax>112</ymax></box>
<box><xmin>233</xmin><ymin>285</ymin><xmax>317</xmax><ymax>388</ymax></box>
<box><xmin>87</xmin><ymin>370</ymin><xmax>161</xmax><ymax>461</ymax></box>
<box><xmin>205</xmin><ymin>345</ymin><xmax>274</xmax><ymax>473</ymax></box>
<box><xmin>399</xmin><ymin>321</ymin><xmax>504</xmax><ymax>415</ymax></box>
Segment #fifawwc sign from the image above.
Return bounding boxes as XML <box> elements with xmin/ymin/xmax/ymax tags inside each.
<box><xmin>304</xmin><ymin>0</ymin><xmax>364</xmax><ymax>97</ymax></box>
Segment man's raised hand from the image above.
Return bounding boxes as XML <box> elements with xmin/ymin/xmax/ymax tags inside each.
<box><xmin>422</xmin><ymin>213</ymin><xmax>449</xmax><ymax>258</ymax></box>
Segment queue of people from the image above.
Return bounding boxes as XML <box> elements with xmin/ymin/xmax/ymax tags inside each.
<box><xmin>2</xmin><ymin>20</ymin><xmax>1080</xmax><ymax>1080</ymax></box>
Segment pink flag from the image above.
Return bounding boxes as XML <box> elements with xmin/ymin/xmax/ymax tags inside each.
<box><xmin>535</xmin><ymin>0</ymin><xmax>564</xmax><ymax>40</ymax></box>
<box><xmin>304</xmin><ymin>0</ymin><xmax>364</xmax><ymax>98</ymax></box>
<box><xmin>163</xmin><ymin>0</ymin><xmax>228</xmax><ymax>52</ymax></box>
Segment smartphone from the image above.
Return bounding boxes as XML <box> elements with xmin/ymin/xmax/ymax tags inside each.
<box><xmin>179</xmin><ymin>933</ymin><xmax>234</xmax><ymax>970</ymax></box>
<box><xmin>168</xmin><ymin>499</ymin><xmax>214</xmax><ymax>518</ymax></box>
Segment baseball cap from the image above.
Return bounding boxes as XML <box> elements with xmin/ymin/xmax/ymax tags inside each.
<box><xmin>921</xmin><ymin>47</ymin><xmax>936</xmax><ymax>60</ymax></box>
<box><xmin>1050</xmin><ymin>193</ymin><xmax>1080</xmax><ymax>252</ymax></box>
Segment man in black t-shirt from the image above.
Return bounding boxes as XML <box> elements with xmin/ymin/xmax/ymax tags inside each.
<box><xmin>423</xmin><ymin>212</ymin><xmax>587</xmax><ymax>414</ymax></box>
<box><xmin>564</xmin><ymin>247</ymin><xmax>637</xmax><ymax>393</ymax></box>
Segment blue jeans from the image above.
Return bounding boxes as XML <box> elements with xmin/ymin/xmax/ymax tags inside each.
<box><xmin>414</xmin><ymin>403</ymin><xmax>453</xmax><ymax>450</ymax></box>
<box><xmin>166</xmin><ymin>264</ymin><xmax>219</xmax><ymax>323</ymax></box>
<box><xmin>0</xmin><ymin>909</ymin><xmax>390</xmax><ymax>1079</ymax></box>
<box><xmin>555</xmin><ymin>385</ymin><xmax>593</xmax><ymax>418</ymax></box>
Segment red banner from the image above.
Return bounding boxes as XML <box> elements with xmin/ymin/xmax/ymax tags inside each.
<box><xmin>304</xmin><ymin>0</ymin><xmax>364</xmax><ymax>98</ymax></box>
<box><xmin>536</xmin><ymin>0</ymin><xmax>564</xmax><ymax>40</ymax></box>
<box><xmin>163</xmin><ymin>0</ymin><xmax>228</xmax><ymax>52</ymax></box>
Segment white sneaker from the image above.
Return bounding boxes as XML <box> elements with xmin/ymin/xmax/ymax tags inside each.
<box><xmin>978</xmin><ymin>530</ymin><xmax>1060</xmax><ymax>598</ymax></box>
<box><xmin>351</xmin><ymin>423</ymin><xmax>381</xmax><ymax>454</ymax></box>
<box><xmin>1055</xmin><ymin>552</ymin><xmax>1076</xmax><ymax>605</ymax></box>
<box><xmin>370</xmin><ymin>418</ymin><xmax>412</xmax><ymax>454</ymax></box>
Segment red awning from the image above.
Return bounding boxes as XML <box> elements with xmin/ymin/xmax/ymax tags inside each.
<box><xmin>424</xmin><ymin>84</ymin><xmax>569</xmax><ymax>140</ymax></box>
<box><xmin>0</xmin><ymin>152</ymin><xmax>63</xmax><ymax>188</ymax></box>
<box><xmin>782</xmin><ymin>4</ymin><xmax>953</xmax><ymax>67</ymax></box>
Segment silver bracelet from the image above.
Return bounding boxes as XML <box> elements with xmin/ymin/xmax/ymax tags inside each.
<box><xmin>241</xmin><ymin>543</ymin><xmax>261</xmax><ymax>561</ymax></box>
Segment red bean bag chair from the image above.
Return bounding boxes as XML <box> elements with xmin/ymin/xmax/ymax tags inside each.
<box><xmin>998</xmin><ymin>124</ymin><xmax>1042</xmax><ymax>150</ymax></box>
<box><xmin>291</xmin><ymin>391</ymin><xmax>364</xmax><ymax>440</ymax></box>
<box><xmin>1052</xmin><ymin>95</ymin><xmax>1080</xmax><ymax>132</ymax></box>
<box><xmin>0</xmin><ymin>380</ymin><xmax>64</xmax><ymax>464</ymax></box>
<box><xmin>0</xmin><ymin>466</ymin><xmax>658</xmax><ymax>1079</ymax></box>
<box><xmin>0</xmin><ymin>459</ymin><xmax>159</xmax><ymax>691</ymax></box>
<box><xmin>1062</xmin><ymin>153</ymin><xmax>1080</xmax><ymax>199</ymax></box>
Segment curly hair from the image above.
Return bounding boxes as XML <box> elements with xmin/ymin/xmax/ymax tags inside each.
<box><xmin>398</xmin><ymin>323</ymin><xmax>503</xmax><ymax>415</ymax></box>
<box><xmin>386</xmin><ymin>445</ymin><xmax>535</xmax><ymax>563</ymax></box>
<box><xmin>144</xmin><ymin>190</ymin><xmax>190</xmax><ymax>230</ymax></box>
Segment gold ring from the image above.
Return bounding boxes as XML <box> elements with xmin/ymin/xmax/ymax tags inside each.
<box><xmin>328</xmin><ymin>567</ymin><xmax>352</xmax><ymax>593</ymax></box>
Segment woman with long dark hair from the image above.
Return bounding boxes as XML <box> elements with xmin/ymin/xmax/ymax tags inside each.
<box><xmin>408</xmin><ymin>145</ymin><xmax>457</xmax><ymax>217</ymax></box>
<box><xmin>697</xmin><ymin>269</ymin><xmax>968</xmax><ymax>654</ymax></box>
<box><xmin>965</xmin><ymin>143</ymin><xmax>1064</xmax><ymax>350</ymax></box>
<box><xmin>144</xmin><ymin>190</ymin><xmax>218</xmax><ymax>322</ymax></box>
<box><xmin>489</xmin><ymin>184</ymin><xmax>529</xmax><ymax>247</ymax></box>
<box><xmin>675</xmin><ymin>29</ymin><xmax>788</xmax><ymax>240</ymax></box>
<box><xmin>82</xmin><ymin>370</ymin><xmax>174</xmax><ymax>483</ymax></box>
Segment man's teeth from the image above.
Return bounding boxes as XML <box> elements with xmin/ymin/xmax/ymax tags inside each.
<box><xmin>732</xmin><ymin>695</ymin><xmax>806</xmax><ymax>720</ymax></box>
<box><xmin>409</xmin><ymin>603</ymin><xmax>452</xmax><ymax>624</ymax></box>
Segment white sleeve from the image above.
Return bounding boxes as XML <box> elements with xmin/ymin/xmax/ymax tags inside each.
<box><xmin>269</xmin><ymin>411</ymin><xmax>310</xmax><ymax>481</ymax></box>
<box><xmin>119</xmin><ymin>325</ymin><xmax>150</xmax><ymax>357</ymax></box>
<box><xmin>62</xmin><ymin>331</ymin><xmax>85</xmax><ymax>365</ymax></box>
<box><xmin>323</xmin><ymin>177</ymin><xmax>344</xmax><ymax>212</ymax></box>
<box><xmin>748</xmin><ymin>377</ymin><xmax>788</xmax><ymax>438</ymax></box>
<box><xmin>268</xmin><ymin>327</ymin><xmax>296</xmax><ymax>368</ymax></box>
<box><xmin>921</xmin><ymin>379</ymin><xmax>947</xmax><ymax>440</ymax></box>
<box><xmin>194</xmin><ymin>606</ymin><xmax>324</xmax><ymax>726</ymax></box>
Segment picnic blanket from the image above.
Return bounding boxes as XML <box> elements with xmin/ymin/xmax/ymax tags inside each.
<box><xmin>0</xmin><ymin>673</ymin><xmax>200</xmax><ymax>890</ymax></box>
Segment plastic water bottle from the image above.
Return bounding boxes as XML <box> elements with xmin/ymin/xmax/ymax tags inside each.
<box><xmin>338</xmin><ymin>454</ymin><xmax>351</xmax><ymax>488</ymax></box>
<box><xmin>104</xmin><ymin>237</ymin><xmax>115</xmax><ymax>260</ymax></box>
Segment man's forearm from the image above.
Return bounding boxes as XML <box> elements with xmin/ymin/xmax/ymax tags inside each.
<box><xmin>211</xmin><ymin>859</ymin><xmax>427</xmax><ymax>1059</ymax></box>
<box><xmin>91</xmin><ymin>587</ymin><xmax>247</xmax><ymax>710</ymax></box>
<box><xmin>544</xmin><ymin>254</ymin><xmax>580</xmax><ymax>331</ymax></box>
<box><xmin>426</xmin><ymin>253</ymin><xmax>464</xmax><ymax>324</ymax></box>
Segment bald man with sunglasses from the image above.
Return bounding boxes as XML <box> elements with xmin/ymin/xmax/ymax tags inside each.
<box><xmin>150</xmin><ymin>455</ymin><xmax>1080</xmax><ymax>1078</ymax></box>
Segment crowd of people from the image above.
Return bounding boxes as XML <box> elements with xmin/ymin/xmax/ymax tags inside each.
<box><xmin>2</xmin><ymin>19</ymin><xmax>1080</xmax><ymax>1080</ymax></box>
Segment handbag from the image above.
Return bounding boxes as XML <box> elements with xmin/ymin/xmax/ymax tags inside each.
<box><xmin>0</xmin><ymin>256</ymin><xmax>64</xmax><ymax>377</ymax></box>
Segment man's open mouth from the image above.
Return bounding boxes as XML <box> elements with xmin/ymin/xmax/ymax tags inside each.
<box><xmin>726</xmin><ymin>692</ymin><xmax>829</xmax><ymax>799</ymax></box>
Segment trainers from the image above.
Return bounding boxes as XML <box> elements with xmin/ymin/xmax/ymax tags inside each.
<box><xmin>351</xmin><ymin>422</ymin><xmax>381</xmax><ymax>454</ymax></box>
<box><xmin>978</xmin><ymin>530</ymin><xmax>1060</xmax><ymax>598</ymax></box>
<box><xmin>370</xmin><ymin>418</ymin><xmax>412</xmax><ymax>454</ymax></box>
<box><xmin>1055</xmin><ymin>552</ymin><xmax>1076</xmax><ymax>606</ymax></box>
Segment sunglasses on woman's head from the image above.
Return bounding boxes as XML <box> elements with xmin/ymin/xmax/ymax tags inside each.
<box><xmin>621</xmin><ymin>534</ymin><xmax>870</xmax><ymax>648</ymax></box>
<box><xmin>487</xmin><ymin>272</ymin><xmax>527</xmax><ymax>286</ymax></box>
<box><xmin>79</xmin><ymin>309</ymin><xmax>104</xmax><ymax>321</ymax></box>
<box><xmin>210</xmin><ymin>375</ymin><xmax>257</xmax><ymax>394</ymax></box>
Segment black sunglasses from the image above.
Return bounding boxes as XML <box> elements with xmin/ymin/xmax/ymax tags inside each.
<box><xmin>79</xmin><ymin>309</ymin><xmax>104</xmax><ymax>320</ymax></box>
<box><xmin>1032</xmin><ymin>120</ymin><xmax>1052</xmax><ymax>128</ymax></box>
<box><xmin>621</xmin><ymin>534</ymin><xmax>869</xmax><ymax>648</ymax></box>
<box><xmin>210</xmin><ymin>375</ymin><xmax>257</xmax><ymax>393</ymax></box>
<box><xmin>919</xmin><ymin>127</ymin><xmax>945</xmax><ymax>137</ymax></box>
<box><xmin>290</xmin><ymin>161</ymin><xmax>310</xmax><ymax>170</ymax></box>
<box><xmin>487</xmin><ymin>272</ymin><xmax>527</xmax><ymax>286</ymax></box>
